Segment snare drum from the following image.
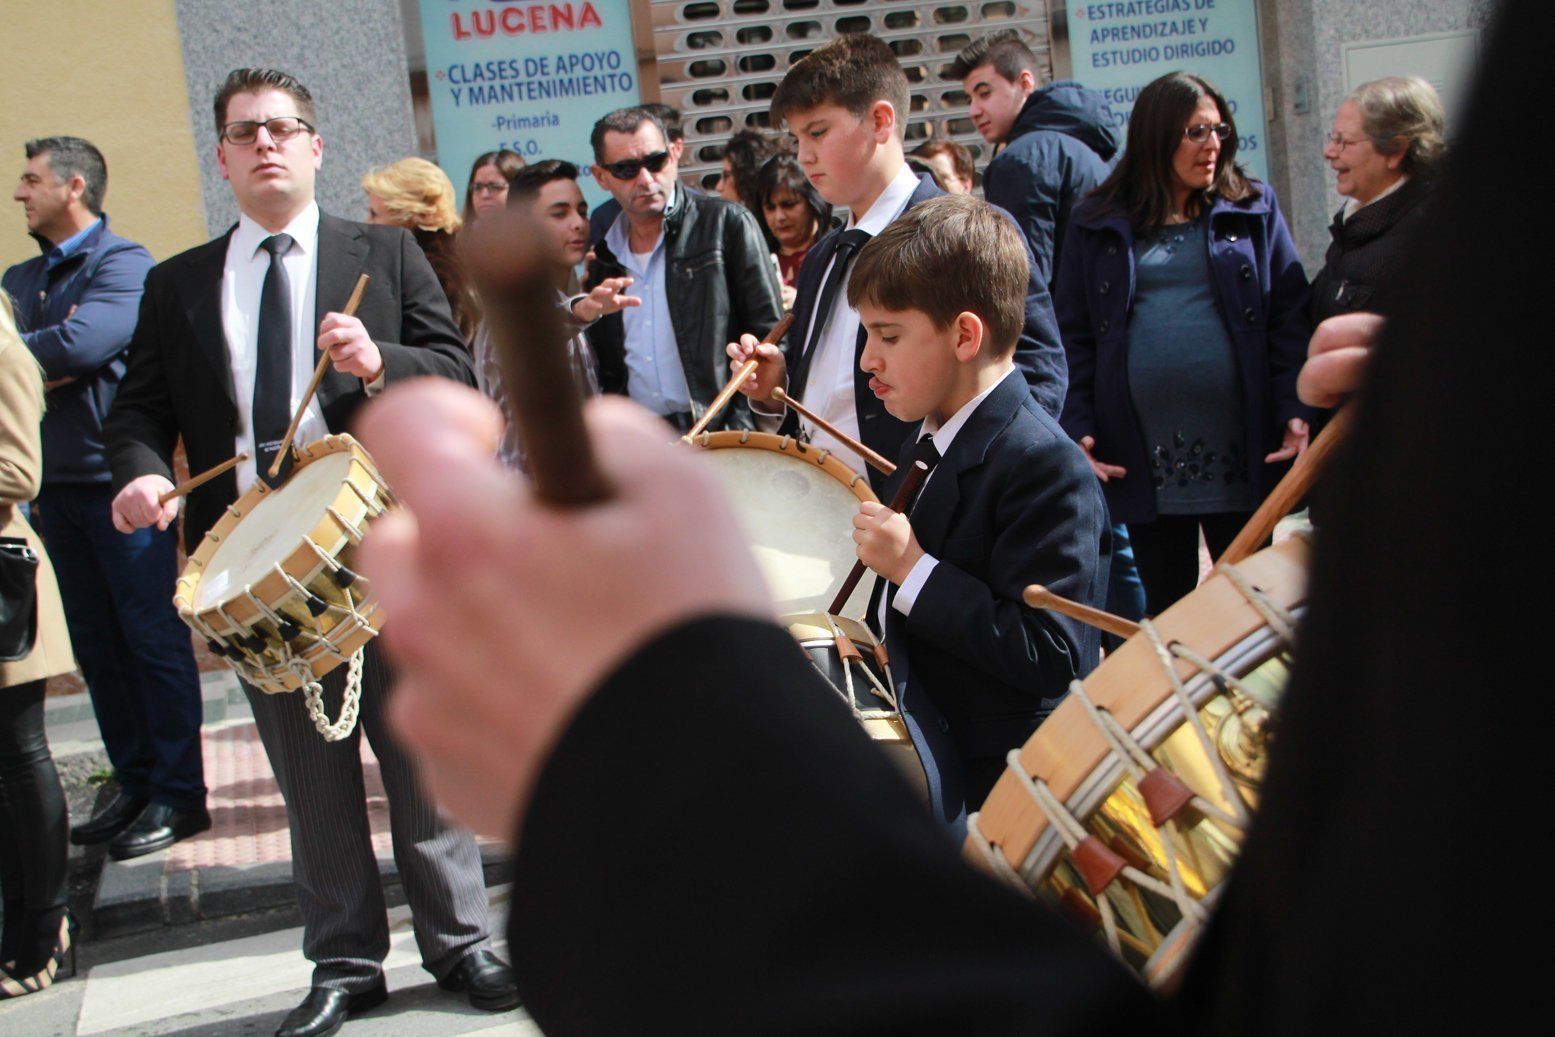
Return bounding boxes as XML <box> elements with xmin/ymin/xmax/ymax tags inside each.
<box><xmin>689</xmin><ymin>430</ymin><xmax>876</xmax><ymax>618</ymax></box>
<box><xmin>786</xmin><ymin>611</ymin><xmax>929</xmax><ymax>802</ymax></box>
<box><xmin>174</xmin><ymin>435</ymin><xmax>390</xmax><ymax>739</ymax></box>
<box><xmin>966</xmin><ymin>538</ymin><xmax>1306</xmax><ymax>989</ymax></box>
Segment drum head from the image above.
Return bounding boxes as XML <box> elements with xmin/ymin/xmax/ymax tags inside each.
<box><xmin>194</xmin><ymin>451</ymin><xmax>355</xmax><ymax>610</ymax></box>
<box><xmin>693</xmin><ymin>433</ymin><xmax>876</xmax><ymax>618</ymax></box>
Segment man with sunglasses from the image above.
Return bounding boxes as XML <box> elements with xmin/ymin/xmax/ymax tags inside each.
<box><xmin>585</xmin><ymin>107</ymin><xmax>782</xmax><ymax>433</ymax></box>
<box><xmin>104</xmin><ymin>68</ymin><xmax>516</xmax><ymax>1037</ymax></box>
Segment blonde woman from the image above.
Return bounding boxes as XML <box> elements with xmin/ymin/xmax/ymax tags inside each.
<box><xmin>362</xmin><ymin>157</ymin><xmax>479</xmax><ymax>343</ymax></box>
<box><xmin>1</xmin><ymin>294</ymin><xmax>77</xmax><ymax>999</ymax></box>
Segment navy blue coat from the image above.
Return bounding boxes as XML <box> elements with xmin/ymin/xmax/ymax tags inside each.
<box><xmin>879</xmin><ymin>370</ymin><xmax>1109</xmax><ymax>829</ymax></box>
<box><xmin>982</xmin><ymin>81</ymin><xmax>1120</xmax><ymax>291</ymax></box>
<box><xmin>782</xmin><ymin>173</ymin><xmax>1068</xmax><ymax>496</ymax></box>
<box><xmin>3</xmin><ymin>216</ymin><xmax>154</xmax><ymax>485</ymax></box>
<box><xmin>1054</xmin><ymin>185</ymin><xmax>1313</xmax><ymax>524</ymax></box>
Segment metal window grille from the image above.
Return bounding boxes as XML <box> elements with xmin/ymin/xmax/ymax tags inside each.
<box><xmin>645</xmin><ymin>0</ymin><xmax>1054</xmax><ymax>190</ymax></box>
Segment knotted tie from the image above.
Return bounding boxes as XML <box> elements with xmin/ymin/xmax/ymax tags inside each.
<box><xmin>798</xmin><ymin>227</ymin><xmax>872</xmax><ymax>376</ymax></box>
<box><xmin>253</xmin><ymin>233</ymin><xmax>296</xmax><ymax>487</ymax></box>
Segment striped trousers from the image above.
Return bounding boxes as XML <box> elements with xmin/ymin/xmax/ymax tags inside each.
<box><xmin>242</xmin><ymin>643</ymin><xmax>492</xmax><ymax>991</ymax></box>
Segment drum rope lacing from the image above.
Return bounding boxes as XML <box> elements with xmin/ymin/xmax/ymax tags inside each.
<box><xmin>821</xmin><ymin>614</ymin><xmax>898</xmax><ymax>712</ymax></box>
<box><xmin>968</xmin><ymin>562</ymin><xmax>1296</xmax><ymax>965</ymax></box>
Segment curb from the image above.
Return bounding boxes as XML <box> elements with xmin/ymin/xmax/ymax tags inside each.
<box><xmin>92</xmin><ymin>843</ymin><xmax>513</xmax><ymax>940</ymax></box>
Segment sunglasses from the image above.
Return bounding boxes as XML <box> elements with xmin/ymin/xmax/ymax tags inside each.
<box><xmin>599</xmin><ymin>150</ymin><xmax>671</xmax><ymax>181</ymax></box>
<box><xmin>1183</xmin><ymin>123</ymin><xmax>1233</xmax><ymax>144</ymax></box>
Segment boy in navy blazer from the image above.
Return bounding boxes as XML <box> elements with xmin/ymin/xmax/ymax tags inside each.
<box><xmin>846</xmin><ymin>195</ymin><xmax>1110</xmax><ymax>828</ymax></box>
<box><xmin>725</xmin><ymin>32</ymin><xmax>1067</xmax><ymax>495</ymax></box>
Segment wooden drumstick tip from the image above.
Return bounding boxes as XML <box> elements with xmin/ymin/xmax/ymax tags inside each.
<box><xmin>1023</xmin><ymin>583</ymin><xmax>1142</xmax><ymax>640</ymax></box>
<box><xmin>270</xmin><ymin>273</ymin><xmax>372</xmax><ymax>478</ymax></box>
<box><xmin>159</xmin><ymin>452</ymin><xmax>249</xmax><ymax>506</ymax></box>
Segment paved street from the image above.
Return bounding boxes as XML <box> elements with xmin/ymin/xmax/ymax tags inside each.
<box><xmin>0</xmin><ymin>889</ymin><xmax>536</xmax><ymax>1035</ymax></box>
<box><xmin>3</xmin><ymin>673</ymin><xmax>528</xmax><ymax>1035</ymax></box>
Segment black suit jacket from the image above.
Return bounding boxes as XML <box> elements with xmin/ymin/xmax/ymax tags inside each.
<box><xmin>504</xmin><ymin>2</ymin><xmax>1536</xmax><ymax>1022</ymax></box>
<box><xmin>880</xmin><ymin>370</ymin><xmax>1109</xmax><ymax>825</ymax></box>
<box><xmin>105</xmin><ymin>212</ymin><xmax>474</xmax><ymax>551</ymax></box>
<box><xmin>782</xmin><ymin>174</ymin><xmax>1068</xmax><ymax>495</ymax></box>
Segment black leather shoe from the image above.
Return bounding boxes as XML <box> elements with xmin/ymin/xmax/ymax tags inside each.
<box><xmin>106</xmin><ymin>803</ymin><xmax>212</xmax><ymax>861</ymax></box>
<box><xmin>275</xmin><ymin>983</ymin><xmax>387</xmax><ymax>1037</ymax></box>
<box><xmin>437</xmin><ymin>949</ymin><xmax>520</xmax><ymax>1011</ymax></box>
<box><xmin>70</xmin><ymin>792</ymin><xmax>148</xmax><ymax>846</ymax></box>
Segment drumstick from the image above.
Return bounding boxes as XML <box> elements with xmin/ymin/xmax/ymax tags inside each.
<box><xmin>1023</xmin><ymin>583</ymin><xmax>1141</xmax><ymax>640</ymax></box>
<box><xmin>268</xmin><ymin>273</ymin><xmax>371</xmax><ymax>479</ymax></box>
<box><xmin>682</xmin><ymin>312</ymin><xmax>796</xmax><ymax>441</ymax></box>
<box><xmin>158</xmin><ymin>453</ymin><xmax>249</xmax><ymax>506</ymax></box>
<box><xmin>462</xmin><ymin>210</ymin><xmax>611</xmax><ymax>506</ymax></box>
<box><xmin>828</xmin><ymin>459</ymin><xmax>930</xmax><ymax>616</ymax></box>
<box><xmin>772</xmin><ymin>387</ymin><xmax>897</xmax><ymax>476</ymax></box>
<box><xmin>1216</xmin><ymin>404</ymin><xmax>1355</xmax><ymax>567</ymax></box>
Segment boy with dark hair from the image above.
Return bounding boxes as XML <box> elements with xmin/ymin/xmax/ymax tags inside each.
<box><xmin>728</xmin><ymin>32</ymin><xmax>1067</xmax><ymax>493</ymax></box>
<box><xmin>474</xmin><ymin>159</ymin><xmax>634</xmax><ymax>464</ymax></box>
<box><xmin>949</xmin><ymin>29</ymin><xmax>1119</xmax><ymax>290</ymax></box>
<box><xmin>846</xmin><ymin>194</ymin><xmax>1108</xmax><ymax>826</ymax></box>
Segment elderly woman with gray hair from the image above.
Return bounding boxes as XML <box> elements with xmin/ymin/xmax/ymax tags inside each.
<box><xmin>1310</xmin><ymin>76</ymin><xmax>1446</xmax><ymax>324</ymax></box>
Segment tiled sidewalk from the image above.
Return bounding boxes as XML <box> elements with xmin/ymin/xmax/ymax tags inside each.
<box><xmin>48</xmin><ymin>673</ymin><xmax>505</xmax><ymax>937</ymax></box>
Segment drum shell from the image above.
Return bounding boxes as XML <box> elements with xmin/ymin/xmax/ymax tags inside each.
<box><xmin>174</xmin><ymin>436</ymin><xmax>389</xmax><ymax>693</ymax></box>
<box><xmin>966</xmin><ymin>538</ymin><xmax>1307</xmax><ymax>985</ymax></box>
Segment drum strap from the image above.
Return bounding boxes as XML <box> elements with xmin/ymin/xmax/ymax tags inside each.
<box><xmin>298</xmin><ymin>648</ymin><xmax>365</xmax><ymax>742</ymax></box>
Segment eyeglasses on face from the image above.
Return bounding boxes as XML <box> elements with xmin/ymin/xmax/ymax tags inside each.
<box><xmin>600</xmin><ymin>150</ymin><xmax>670</xmax><ymax>181</ymax></box>
<box><xmin>221</xmin><ymin>117</ymin><xmax>314</xmax><ymax>146</ymax></box>
<box><xmin>470</xmin><ymin>182</ymin><xmax>509</xmax><ymax>195</ymax></box>
<box><xmin>1183</xmin><ymin>122</ymin><xmax>1233</xmax><ymax>144</ymax></box>
<box><xmin>1326</xmin><ymin>133</ymin><xmax>1369</xmax><ymax>151</ymax></box>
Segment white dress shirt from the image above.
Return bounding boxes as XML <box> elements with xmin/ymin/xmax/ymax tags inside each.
<box><xmin>1342</xmin><ymin>174</ymin><xmax>1408</xmax><ymax>220</ymax></box>
<box><xmin>759</xmin><ymin>165</ymin><xmax>921</xmax><ymax>472</ymax></box>
<box><xmin>884</xmin><ymin>370</ymin><xmax>1014</xmax><ymax>626</ymax></box>
<box><xmin>222</xmin><ymin>202</ymin><xmax>327</xmax><ymax>493</ymax></box>
<box><xmin>605</xmin><ymin>192</ymin><xmax>691</xmax><ymax>416</ymax></box>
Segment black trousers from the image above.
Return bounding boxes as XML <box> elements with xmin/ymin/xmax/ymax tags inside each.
<box><xmin>1127</xmin><ymin>511</ymin><xmax>1258</xmax><ymax>616</ymax></box>
<box><xmin>0</xmin><ymin>679</ymin><xmax>69</xmax><ymax>955</ymax></box>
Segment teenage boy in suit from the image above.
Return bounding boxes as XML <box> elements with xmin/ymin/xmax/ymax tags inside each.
<box><xmin>846</xmin><ymin>194</ymin><xmax>1109</xmax><ymax>827</ymax></box>
<box><xmin>725</xmin><ymin>32</ymin><xmax>1067</xmax><ymax>493</ymax></box>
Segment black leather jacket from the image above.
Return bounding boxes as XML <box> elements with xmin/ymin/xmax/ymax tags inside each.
<box><xmin>585</xmin><ymin>186</ymin><xmax>782</xmax><ymax>431</ymax></box>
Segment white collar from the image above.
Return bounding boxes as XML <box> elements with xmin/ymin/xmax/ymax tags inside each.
<box><xmin>848</xmin><ymin>163</ymin><xmax>921</xmax><ymax>236</ymax></box>
<box><xmin>1343</xmin><ymin>174</ymin><xmax>1408</xmax><ymax>220</ymax></box>
<box><xmin>919</xmin><ymin>367</ymin><xmax>1015</xmax><ymax>458</ymax></box>
<box><xmin>231</xmin><ymin>200</ymin><xmax>320</xmax><ymax>259</ymax></box>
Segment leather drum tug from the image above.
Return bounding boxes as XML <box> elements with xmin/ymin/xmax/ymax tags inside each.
<box><xmin>966</xmin><ymin>537</ymin><xmax>1307</xmax><ymax>990</ymax></box>
<box><xmin>174</xmin><ymin>435</ymin><xmax>390</xmax><ymax>741</ymax></box>
<box><xmin>785</xmin><ymin>611</ymin><xmax>929</xmax><ymax>803</ymax></box>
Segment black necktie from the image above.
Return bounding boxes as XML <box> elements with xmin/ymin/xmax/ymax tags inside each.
<box><xmin>798</xmin><ymin>228</ymin><xmax>872</xmax><ymax>378</ymax></box>
<box><xmin>871</xmin><ymin>433</ymin><xmax>944</xmax><ymax>626</ymax></box>
<box><xmin>253</xmin><ymin>233</ymin><xmax>296</xmax><ymax>488</ymax></box>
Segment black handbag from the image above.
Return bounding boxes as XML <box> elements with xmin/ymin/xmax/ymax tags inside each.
<box><xmin>1</xmin><ymin>535</ymin><xmax>40</xmax><ymax>662</ymax></box>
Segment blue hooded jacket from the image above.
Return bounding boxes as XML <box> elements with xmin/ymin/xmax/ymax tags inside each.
<box><xmin>2</xmin><ymin>216</ymin><xmax>154</xmax><ymax>485</ymax></box>
<box><xmin>982</xmin><ymin>81</ymin><xmax>1121</xmax><ymax>291</ymax></box>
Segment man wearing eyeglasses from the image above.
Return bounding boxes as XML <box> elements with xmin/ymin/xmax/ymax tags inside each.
<box><xmin>103</xmin><ymin>68</ymin><xmax>516</xmax><ymax>1037</ymax></box>
<box><xmin>584</xmin><ymin>107</ymin><xmax>782</xmax><ymax>433</ymax></box>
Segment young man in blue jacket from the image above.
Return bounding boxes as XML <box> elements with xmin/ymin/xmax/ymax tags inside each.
<box><xmin>4</xmin><ymin>136</ymin><xmax>207</xmax><ymax>860</ymax></box>
<box><xmin>950</xmin><ymin>30</ymin><xmax>1120</xmax><ymax>292</ymax></box>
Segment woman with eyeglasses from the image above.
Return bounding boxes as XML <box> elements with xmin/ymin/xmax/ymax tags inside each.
<box><xmin>461</xmin><ymin>149</ymin><xmax>526</xmax><ymax>227</ymax></box>
<box><xmin>1053</xmin><ymin>71</ymin><xmax>1313</xmax><ymax>615</ymax></box>
<box><xmin>1310</xmin><ymin>76</ymin><xmax>1445</xmax><ymax>326</ymax></box>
